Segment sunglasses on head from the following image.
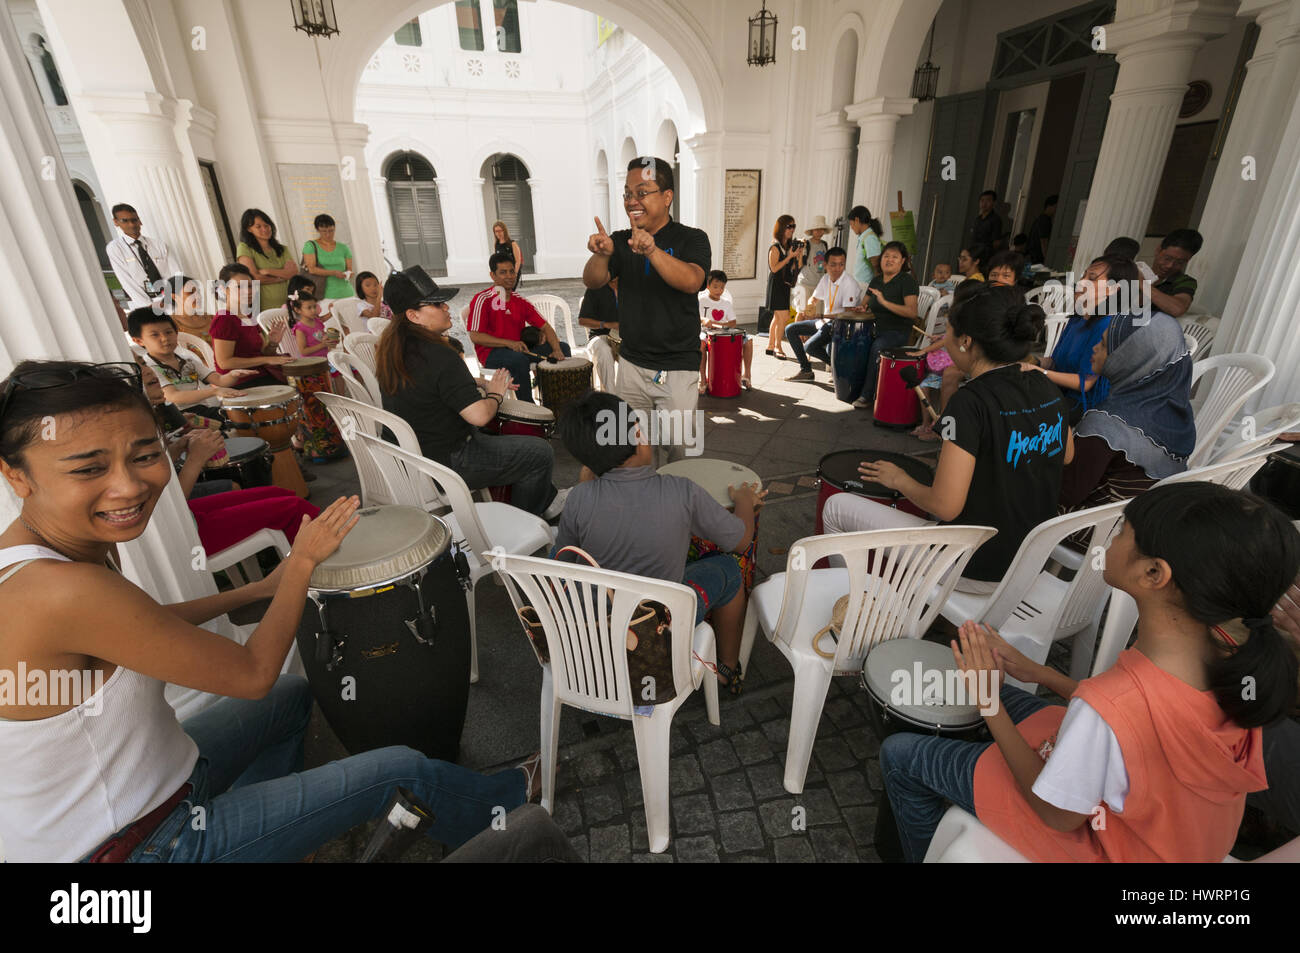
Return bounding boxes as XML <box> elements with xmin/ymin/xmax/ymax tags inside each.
<box><xmin>0</xmin><ymin>362</ymin><xmax>144</xmax><ymax>427</ymax></box>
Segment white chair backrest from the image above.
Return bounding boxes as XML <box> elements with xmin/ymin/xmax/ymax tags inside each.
<box><xmin>344</xmin><ymin>332</ymin><xmax>380</xmax><ymax>374</ymax></box>
<box><xmin>357</xmin><ymin>434</ymin><xmax>493</xmax><ymax>561</ymax></box>
<box><xmin>1178</xmin><ymin>314</ymin><xmax>1219</xmax><ymax>360</ymax></box>
<box><xmin>917</xmin><ymin>286</ymin><xmax>940</xmax><ymax>325</ymax></box>
<box><xmin>1209</xmin><ymin>403</ymin><xmax>1300</xmax><ymax>465</ymax></box>
<box><xmin>176</xmin><ymin>332</ymin><xmax>216</xmax><ymax>370</ymax></box>
<box><xmin>172</xmin><ymin>345</ymin><xmax>204</xmax><ymax>370</ymax></box>
<box><xmin>367</xmin><ymin>317</ymin><xmax>392</xmax><ymax>337</ymax></box>
<box><xmin>1184</xmin><ymin>332</ymin><xmax>1199</xmax><ymax>358</ymax></box>
<box><xmin>1026</xmin><ymin>283</ymin><xmax>1068</xmax><ymax>314</ymax></box>
<box><xmin>256</xmin><ymin>308</ymin><xmax>301</xmax><ymax>358</ymax></box>
<box><xmin>773</xmin><ymin>525</ymin><xmax>997</xmax><ymax>673</ymax></box>
<box><xmin>923</xmin><ymin>293</ymin><xmax>952</xmax><ymax>338</ymax></box>
<box><xmin>327</xmin><ymin>348</ymin><xmax>382</xmax><ymax>406</ymax></box>
<box><xmin>314</xmin><ymin>391</ymin><xmax>426</xmax><ymax>507</ymax></box>
<box><xmin>978</xmin><ymin>501</ymin><xmax>1128</xmax><ymax>640</ymax></box>
<box><xmin>1157</xmin><ymin>444</ymin><xmax>1277</xmax><ymax>491</ymax></box>
<box><xmin>326</xmin><ymin>297</ymin><xmax>366</xmax><ymax>334</ymax></box>
<box><xmin>531</xmin><ymin>294</ymin><xmax>577</xmax><ymax>349</ymax></box>
<box><xmin>1041</xmin><ymin>314</ymin><xmax>1069</xmax><ymax>359</ymax></box>
<box><xmin>1188</xmin><ymin>353</ymin><xmax>1275</xmax><ymax>468</ymax></box>
<box><xmin>494</xmin><ymin>552</ymin><xmax>702</xmax><ymax>717</ymax></box>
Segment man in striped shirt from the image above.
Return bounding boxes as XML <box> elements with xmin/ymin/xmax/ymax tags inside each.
<box><xmin>465</xmin><ymin>252</ymin><xmax>569</xmax><ymax>403</ymax></box>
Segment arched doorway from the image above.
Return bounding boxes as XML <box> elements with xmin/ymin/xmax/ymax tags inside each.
<box><xmin>594</xmin><ymin>149</ymin><xmax>611</xmax><ymax>226</ymax></box>
<box><xmin>73</xmin><ymin>181</ymin><xmax>111</xmax><ymax>271</ymax></box>
<box><xmin>654</xmin><ymin>120</ymin><xmax>681</xmax><ymax>221</ymax></box>
<box><xmin>385</xmin><ymin>151</ymin><xmax>449</xmax><ymax>275</ymax></box>
<box><xmin>481</xmin><ymin>153</ymin><xmax>535</xmax><ymax>274</ymax></box>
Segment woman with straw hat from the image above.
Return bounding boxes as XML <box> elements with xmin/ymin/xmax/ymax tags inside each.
<box><xmin>793</xmin><ymin>215</ymin><xmax>832</xmax><ymax>315</ymax></box>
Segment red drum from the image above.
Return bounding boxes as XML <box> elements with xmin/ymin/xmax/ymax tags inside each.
<box><xmin>873</xmin><ymin>348</ymin><xmax>925</xmax><ymax>428</ymax></box>
<box><xmin>484</xmin><ymin>399</ymin><xmax>555</xmax><ymax>503</ymax></box>
<box><xmin>815</xmin><ymin>449</ymin><xmax>931</xmax><ymax>534</ymax></box>
<box><xmin>706</xmin><ymin>330</ymin><xmax>744</xmax><ymax>398</ymax></box>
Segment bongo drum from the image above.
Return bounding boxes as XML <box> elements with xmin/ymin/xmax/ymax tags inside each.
<box><xmin>860</xmin><ymin>638</ymin><xmax>985</xmax><ymax>741</ymax></box>
<box><xmin>284</xmin><ymin>357</ymin><xmax>347</xmax><ymax>463</ymax></box>
<box><xmin>873</xmin><ymin>348</ymin><xmax>925</xmax><ymax>428</ymax></box>
<box><xmin>221</xmin><ymin>385</ymin><xmax>308</xmax><ymax>498</ymax></box>
<box><xmin>483</xmin><ymin>399</ymin><xmax>556</xmax><ymax>503</ymax></box>
<box><xmin>296</xmin><ymin>506</ymin><xmax>472</xmax><ymax>761</ymax></box>
<box><xmin>1251</xmin><ymin>443</ymin><xmax>1300</xmax><ymax>520</ymax></box>
<box><xmin>706</xmin><ymin>330</ymin><xmax>745</xmax><ymax>398</ymax></box>
<box><xmin>659</xmin><ymin>459</ymin><xmax>762</xmax><ymax>591</ymax></box>
<box><xmin>535</xmin><ymin>357</ymin><xmax>593</xmax><ymax>415</ymax></box>
<box><xmin>200</xmin><ymin>436</ymin><xmax>273</xmax><ymax>489</ymax></box>
<box><xmin>815</xmin><ymin>449</ymin><xmax>931</xmax><ymax>534</ymax></box>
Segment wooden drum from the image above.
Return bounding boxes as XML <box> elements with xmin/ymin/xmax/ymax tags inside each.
<box><xmin>659</xmin><ymin>458</ymin><xmax>762</xmax><ymax>591</ymax></box>
<box><xmin>221</xmin><ymin>385</ymin><xmax>308</xmax><ymax>498</ymax></box>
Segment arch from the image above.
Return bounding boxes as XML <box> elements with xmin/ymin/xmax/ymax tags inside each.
<box><xmin>653</xmin><ymin>119</ymin><xmax>681</xmax><ymax>220</ymax></box>
<box><xmin>618</xmin><ymin>136</ymin><xmax>639</xmax><ymax>175</ymax></box>
<box><xmin>468</xmin><ymin>140</ymin><xmax>546</xmax><ymax>186</ymax></box>
<box><xmin>820</xmin><ymin>14</ymin><xmax>864</xmax><ymax>113</ymax></box>
<box><xmin>593</xmin><ymin>148</ymin><xmax>611</xmax><ymax>226</ymax></box>
<box><xmin>71</xmin><ymin>179</ymin><xmax>111</xmax><ymax>271</ymax></box>
<box><xmin>384</xmin><ymin>151</ymin><xmax>437</xmax><ymax>180</ymax></box>
<box><xmin>829</xmin><ymin>30</ymin><xmax>858</xmax><ymax>111</ymax></box>
<box><xmin>384</xmin><ymin>150</ymin><xmax>450</xmax><ymax>275</ymax></box>
<box><xmin>481</xmin><ymin>153</ymin><xmax>536</xmax><ymax>275</ymax></box>
<box><xmin>859</xmin><ymin>0</ymin><xmax>944</xmax><ymax>102</ymax></box>
<box><xmin>373</xmin><ymin>137</ymin><xmax>449</xmax><ymax>181</ymax></box>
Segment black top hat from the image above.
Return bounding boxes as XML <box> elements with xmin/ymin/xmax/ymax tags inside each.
<box><xmin>383</xmin><ymin>266</ymin><xmax>459</xmax><ymax>316</ymax></box>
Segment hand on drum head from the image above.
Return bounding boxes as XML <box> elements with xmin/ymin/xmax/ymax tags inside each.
<box><xmin>186</xmin><ymin>428</ymin><xmax>225</xmax><ymax>466</ymax></box>
<box><xmin>232</xmin><ymin>369</ymin><xmax>260</xmax><ymax>380</ymax></box>
<box><xmin>486</xmin><ymin>367</ymin><xmax>512</xmax><ymax>396</ymax></box>
<box><xmin>857</xmin><ymin>459</ymin><xmax>906</xmax><ymax>491</ymax></box>
<box><xmin>588</xmin><ymin>217</ymin><xmax>614</xmax><ymax>257</ymax></box>
<box><xmin>213</xmin><ymin>386</ymin><xmax>246</xmax><ymax>398</ymax></box>
<box><xmin>291</xmin><ymin>496</ymin><xmax>361</xmax><ymax>567</ymax></box>
<box><xmin>952</xmin><ymin>621</ymin><xmax>1003</xmax><ymax>713</ymax></box>
<box><xmin>728</xmin><ymin>482</ymin><xmax>766</xmax><ymax>510</ymax></box>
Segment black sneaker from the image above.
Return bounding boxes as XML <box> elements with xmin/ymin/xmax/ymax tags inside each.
<box><xmin>786</xmin><ymin>369</ymin><xmax>815</xmax><ymax>382</ymax></box>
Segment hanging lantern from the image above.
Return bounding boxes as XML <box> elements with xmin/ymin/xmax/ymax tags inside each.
<box><xmin>911</xmin><ymin>21</ymin><xmax>940</xmax><ymax>102</ymax></box>
<box><xmin>291</xmin><ymin>0</ymin><xmax>340</xmax><ymax>39</ymax></box>
<box><xmin>747</xmin><ymin>1</ymin><xmax>777</xmax><ymax>67</ymax></box>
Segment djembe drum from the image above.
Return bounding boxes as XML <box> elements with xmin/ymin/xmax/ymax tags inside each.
<box><xmin>536</xmin><ymin>357</ymin><xmax>593</xmax><ymax>417</ymax></box>
<box><xmin>221</xmin><ymin>385</ymin><xmax>307</xmax><ymax>498</ymax></box>
<box><xmin>659</xmin><ymin>458</ymin><xmax>762</xmax><ymax>591</ymax></box>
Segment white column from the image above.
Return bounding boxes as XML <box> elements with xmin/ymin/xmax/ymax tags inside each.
<box><xmin>526</xmin><ymin>177</ymin><xmax>545</xmax><ymax>276</ymax></box>
<box><xmin>808</xmin><ymin>111</ymin><xmax>857</xmax><ymax>222</ymax></box>
<box><xmin>334</xmin><ymin>121</ymin><xmax>385</xmax><ymax>278</ymax></box>
<box><xmin>1192</xmin><ymin>0</ymin><xmax>1300</xmax><ymax>314</ymax></box>
<box><xmin>591</xmin><ymin>175</ymin><xmax>610</xmax><ymax>228</ymax></box>
<box><xmin>682</xmin><ymin>131</ymin><xmax>722</xmax><ymax>257</ymax></box>
<box><xmin>845</xmin><ymin>97</ymin><xmax>915</xmax><ymax>222</ymax></box>
<box><xmin>1072</xmin><ymin>1</ymin><xmax>1237</xmax><ymax>276</ymax></box>
<box><xmin>1217</xmin><ymin>63</ymin><xmax>1300</xmax><ymax>408</ymax></box>
<box><xmin>0</xmin><ymin>9</ymin><xmax>241</xmax><ymax>718</ymax></box>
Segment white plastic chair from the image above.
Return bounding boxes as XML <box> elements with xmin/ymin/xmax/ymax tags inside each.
<box><xmin>367</xmin><ymin>317</ymin><xmax>392</xmax><ymax>337</ymax></box>
<box><xmin>314</xmin><ymin>391</ymin><xmax>425</xmax><ymax>508</ymax></box>
<box><xmin>358</xmin><ymin>434</ymin><xmax>555</xmax><ymax>684</ymax></box>
<box><xmin>1041</xmin><ymin>314</ymin><xmax>1069</xmax><ymax>359</ymax></box>
<box><xmin>177</xmin><ymin>332</ymin><xmax>216</xmax><ymax>370</ymax></box>
<box><xmin>1184</xmin><ymin>332</ymin><xmax>1200</xmax><ymax>359</ymax></box>
<box><xmin>256</xmin><ymin>308</ymin><xmax>302</xmax><ymax>358</ymax></box>
<box><xmin>324</xmin><ymin>296</ymin><xmax>365</xmax><ymax>334</ymax></box>
<box><xmin>916</xmin><ymin>286</ymin><xmax>940</xmax><ymax>329</ymax></box>
<box><xmin>922</xmin><ymin>293</ymin><xmax>952</xmax><ymax>338</ymax></box>
<box><xmin>1209</xmin><ymin>403</ymin><xmax>1300</xmax><ymax>464</ymax></box>
<box><xmin>343</xmin><ymin>332</ymin><xmax>380</xmax><ymax>375</ymax></box>
<box><xmin>1178</xmin><ymin>314</ymin><xmax>1219</xmax><ymax>360</ymax></box>
<box><xmin>1026</xmin><ymin>283</ymin><xmax>1068</xmax><ymax>314</ymax></box>
<box><xmin>739</xmin><ymin>524</ymin><xmax>997</xmax><ymax>793</ymax></box>
<box><xmin>530</xmin><ymin>294</ymin><xmax>585</xmax><ymax>356</ymax></box>
<box><xmin>493</xmin><ymin>551</ymin><xmax>720</xmax><ymax>853</ymax></box>
<box><xmin>206</xmin><ymin>528</ymin><xmax>290</xmax><ymax>587</ymax></box>
<box><xmin>938</xmin><ymin>501</ymin><xmax>1127</xmax><ymax>685</ymax></box>
<box><xmin>327</xmin><ymin>348</ymin><xmax>382</xmax><ymax>406</ymax></box>
<box><xmin>1188</xmin><ymin>353</ymin><xmax>1275</xmax><ymax>468</ymax></box>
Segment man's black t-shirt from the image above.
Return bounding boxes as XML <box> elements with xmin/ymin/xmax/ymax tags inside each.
<box><xmin>940</xmin><ymin>365</ymin><xmax>1068</xmax><ymax>581</ymax></box>
<box><xmin>969</xmin><ymin>212</ymin><xmax>1003</xmax><ymax>251</ymax></box>
<box><xmin>579</xmin><ymin>283</ymin><xmax>618</xmax><ymax>337</ymax></box>
<box><xmin>1025</xmin><ymin>213</ymin><xmax>1052</xmax><ymax>265</ymax></box>
<box><xmin>381</xmin><ymin>334</ymin><xmax>480</xmax><ymax>463</ymax></box>
<box><xmin>606</xmin><ymin>218</ymin><xmax>710</xmax><ymax>371</ymax></box>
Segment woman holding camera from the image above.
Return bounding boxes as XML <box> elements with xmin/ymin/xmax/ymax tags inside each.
<box><xmin>765</xmin><ymin>214</ymin><xmax>806</xmax><ymax>359</ymax></box>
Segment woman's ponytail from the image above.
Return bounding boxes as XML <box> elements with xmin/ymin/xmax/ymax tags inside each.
<box><xmin>1210</xmin><ymin>619</ymin><xmax>1299</xmax><ymax>728</ymax></box>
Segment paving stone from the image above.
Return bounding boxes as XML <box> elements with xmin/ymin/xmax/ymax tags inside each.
<box><xmin>795</xmin><ymin>786</ymin><xmax>842</xmax><ymax>827</ymax></box>
<box><xmin>730</xmin><ymin>729</ymin><xmax>774</xmax><ymax>765</ymax></box>
<box><xmin>552</xmin><ymin>793</ymin><xmax>584</xmax><ymax>836</ymax></box>
<box><xmin>669</xmin><ymin>730</ymin><xmax>693</xmax><ymax>755</ymax></box>
<box><xmin>824</xmin><ymin>696</ymin><xmax>866</xmax><ymax>730</ymax></box>
<box><xmin>744</xmin><ymin>696</ymin><xmax>784</xmax><ymax>722</ymax></box>
<box><xmin>725</xmin><ymin>854</ymin><xmax>773</xmax><ymax>862</ymax></box>
<box><xmin>718</xmin><ymin>810</ymin><xmax>765</xmax><ymax>852</ymax></box>
<box><xmin>826</xmin><ymin>768</ymin><xmax>874</xmax><ymax>808</ymax></box>
<box><xmin>582</xmin><ymin>782</ymin><xmax>623</xmax><ymax>824</ymax></box>
<box><xmin>709</xmin><ymin>770</ymin><xmax>755</xmax><ymax>811</ymax></box>
<box><xmin>623</xmin><ymin>771</ymin><xmax>645</xmax><ymax>808</ymax></box>
<box><xmin>758</xmin><ymin>798</ymin><xmax>798</xmax><ymax>839</ymax></box>
<box><xmin>669</xmin><ymin>753</ymin><xmax>706</xmax><ymax>794</ymax></box>
<box><xmin>811</xmin><ymin>828</ymin><xmax>858</xmax><ymax>863</ymax></box>
<box><xmin>859</xmin><ymin>847</ymin><xmax>883</xmax><ymax>862</ymax></box>
<box><xmin>698</xmin><ymin>738</ymin><xmax>741</xmax><ymax>775</ymax></box>
<box><xmin>760</xmin><ymin>716</ymin><xmax>791</xmax><ymax>746</ymax></box>
<box><xmin>568</xmin><ymin>834</ymin><xmax>589</xmax><ymax>863</ymax></box>
<box><xmin>633</xmin><ymin>852</ymin><xmax>675</xmax><ymax>862</ymax></box>
<box><xmin>611</xmin><ymin>736</ymin><xmax>641</xmax><ymax>773</ymax></box>
<box><xmin>670</xmin><ymin>832</ymin><xmax>722</xmax><ymax>863</ymax></box>
<box><xmin>672</xmin><ymin>792</ymin><xmax>717</xmax><ymax>835</ymax></box>
<box><xmin>574</xmin><ymin>750</ymin><xmax>617</xmax><ymax>785</ymax></box>
<box><xmin>813</xmin><ymin>735</ymin><xmax>857</xmax><ymax>773</ymax></box>
<box><xmin>773</xmin><ymin>837</ymin><xmax>815</xmax><ymax>862</ymax></box>
<box><xmin>630</xmin><ymin>812</ymin><xmax>648</xmax><ymax>851</ymax></box>
<box><xmin>866</xmin><ymin>758</ymin><xmax>883</xmax><ymax>792</ymax></box>
<box><xmin>746</xmin><ymin>763</ymin><xmax>787</xmax><ymax>802</ymax></box>
<box><xmin>841</xmin><ymin>805</ymin><xmax>879</xmax><ymax>847</ymax></box>
<box><xmin>589</xmin><ymin>824</ymin><xmax>631</xmax><ymax>863</ymax></box>
<box><xmin>845</xmin><ymin>726</ymin><xmax>882</xmax><ymax>760</ymax></box>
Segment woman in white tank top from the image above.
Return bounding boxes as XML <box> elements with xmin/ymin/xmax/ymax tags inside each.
<box><xmin>0</xmin><ymin>361</ymin><xmax>536</xmax><ymax>862</ymax></box>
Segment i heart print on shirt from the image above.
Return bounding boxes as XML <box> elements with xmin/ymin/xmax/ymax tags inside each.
<box><xmin>711</xmin><ymin>309</ymin><xmax>725</xmax><ymax>321</ymax></box>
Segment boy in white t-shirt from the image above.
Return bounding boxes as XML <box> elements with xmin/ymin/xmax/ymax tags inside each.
<box><xmin>784</xmin><ymin>246</ymin><xmax>862</xmax><ymax>382</ymax></box>
<box><xmin>697</xmin><ymin>270</ymin><xmax>753</xmax><ymax>393</ymax></box>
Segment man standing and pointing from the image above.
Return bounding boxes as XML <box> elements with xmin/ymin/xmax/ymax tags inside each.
<box><xmin>106</xmin><ymin>203</ymin><xmax>183</xmax><ymax>312</ymax></box>
<box><xmin>583</xmin><ymin>156</ymin><xmax>710</xmax><ymax>464</ymax></box>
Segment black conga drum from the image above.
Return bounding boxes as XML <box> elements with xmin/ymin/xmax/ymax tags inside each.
<box><xmin>297</xmin><ymin>505</ymin><xmax>472</xmax><ymax>761</ymax></box>
<box><xmin>1251</xmin><ymin>443</ymin><xmax>1300</xmax><ymax>520</ymax></box>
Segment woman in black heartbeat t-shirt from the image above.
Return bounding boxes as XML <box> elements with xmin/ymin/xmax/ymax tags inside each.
<box><xmin>822</xmin><ymin>284</ymin><xmax>1073</xmax><ymax>590</ymax></box>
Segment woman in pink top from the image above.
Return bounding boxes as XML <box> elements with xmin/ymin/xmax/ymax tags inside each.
<box><xmin>878</xmin><ymin>482</ymin><xmax>1297</xmax><ymax>862</ymax></box>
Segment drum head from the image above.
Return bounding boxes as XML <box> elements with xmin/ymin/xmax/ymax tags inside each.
<box><xmin>224</xmin><ymin>436</ymin><xmax>269</xmax><ymax>461</ymax></box>
<box><xmin>310</xmin><ymin>506</ymin><xmax>451</xmax><ymax>592</ymax></box>
<box><xmin>222</xmin><ymin>385</ymin><xmax>298</xmax><ymax>408</ymax></box>
<box><xmin>284</xmin><ymin>357</ymin><xmax>329</xmax><ymax>377</ymax></box>
<box><xmin>659</xmin><ymin>459</ymin><xmax>760</xmax><ymax>506</ymax></box>
<box><xmin>536</xmin><ymin>357</ymin><xmax>592</xmax><ymax>372</ymax></box>
<box><xmin>818</xmin><ymin>449</ymin><xmax>931</xmax><ymax>497</ymax></box>
<box><xmin>862</xmin><ymin>638</ymin><xmax>982</xmax><ymax>730</ymax></box>
<box><xmin>499</xmin><ymin>398</ymin><xmax>555</xmax><ymax>423</ymax></box>
<box><xmin>881</xmin><ymin>347</ymin><xmax>919</xmax><ymax>361</ymax></box>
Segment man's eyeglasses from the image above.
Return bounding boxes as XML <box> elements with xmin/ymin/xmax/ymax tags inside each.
<box><xmin>116</xmin><ymin>217</ymin><xmax>141</xmax><ymax>225</ymax></box>
<box><xmin>623</xmin><ymin>189</ymin><xmax>662</xmax><ymax>202</ymax></box>
<box><xmin>0</xmin><ymin>362</ymin><xmax>144</xmax><ymax>426</ymax></box>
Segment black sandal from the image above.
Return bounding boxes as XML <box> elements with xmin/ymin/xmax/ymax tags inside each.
<box><xmin>716</xmin><ymin>660</ymin><xmax>744</xmax><ymax>696</ymax></box>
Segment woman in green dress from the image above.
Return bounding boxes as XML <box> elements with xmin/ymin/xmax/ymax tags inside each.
<box><xmin>236</xmin><ymin>208</ymin><xmax>297</xmax><ymax>312</ymax></box>
<box><xmin>302</xmin><ymin>213</ymin><xmax>353</xmax><ymax>300</ymax></box>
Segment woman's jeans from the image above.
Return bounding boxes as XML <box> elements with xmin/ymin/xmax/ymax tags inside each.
<box><xmin>449</xmin><ymin>430</ymin><xmax>557</xmax><ymax>516</ymax></box>
<box><xmin>123</xmin><ymin>676</ymin><xmax>526</xmax><ymax>862</ymax></box>
<box><xmin>879</xmin><ymin>685</ymin><xmax>1057</xmax><ymax>863</ymax></box>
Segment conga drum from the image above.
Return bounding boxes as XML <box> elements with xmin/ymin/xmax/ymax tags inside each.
<box><xmin>535</xmin><ymin>357</ymin><xmax>593</xmax><ymax>416</ymax></box>
<box><xmin>296</xmin><ymin>505</ymin><xmax>472</xmax><ymax>761</ymax></box>
<box><xmin>873</xmin><ymin>348</ymin><xmax>925</xmax><ymax>428</ymax></box>
<box><xmin>200</xmin><ymin>436</ymin><xmax>274</xmax><ymax>489</ymax></box>
<box><xmin>830</xmin><ymin>320</ymin><xmax>872</xmax><ymax>404</ymax></box>
<box><xmin>221</xmin><ymin>385</ymin><xmax>308</xmax><ymax>498</ymax></box>
<box><xmin>706</xmin><ymin>330</ymin><xmax>744</xmax><ymax>398</ymax></box>
<box><xmin>860</xmin><ymin>638</ymin><xmax>985</xmax><ymax>742</ymax></box>
<box><xmin>815</xmin><ymin>450</ymin><xmax>931</xmax><ymax>534</ymax></box>
<box><xmin>284</xmin><ymin>357</ymin><xmax>347</xmax><ymax>463</ymax></box>
<box><xmin>484</xmin><ymin>399</ymin><xmax>556</xmax><ymax>503</ymax></box>
<box><xmin>1250</xmin><ymin>443</ymin><xmax>1300</xmax><ymax>520</ymax></box>
<box><xmin>659</xmin><ymin>458</ymin><xmax>762</xmax><ymax>591</ymax></box>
